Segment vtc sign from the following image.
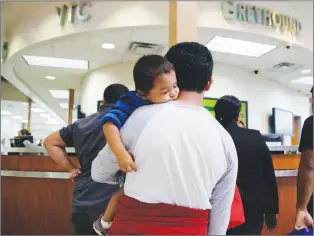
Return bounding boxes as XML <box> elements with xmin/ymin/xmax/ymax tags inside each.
<box><xmin>57</xmin><ymin>2</ymin><xmax>91</xmax><ymax>27</ymax></box>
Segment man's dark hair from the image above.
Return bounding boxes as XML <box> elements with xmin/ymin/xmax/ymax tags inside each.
<box><xmin>103</xmin><ymin>84</ymin><xmax>129</xmax><ymax>103</ymax></box>
<box><xmin>133</xmin><ymin>55</ymin><xmax>174</xmax><ymax>94</ymax></box>
<box><xmin>165</xmin><ymin>42</ymin><xmax>213</xmax><ymax>93</ymax></box>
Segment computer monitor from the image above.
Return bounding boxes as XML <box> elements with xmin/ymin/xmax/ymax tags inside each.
<box><xmin>10</xmin><ymin>136</ymin><xmax>34</xmax><ymax>147</ymax></box>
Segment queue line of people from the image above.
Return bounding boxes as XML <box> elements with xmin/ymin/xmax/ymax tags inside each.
<box><xmin>43</xmin><ymin>42</ymin><xmax>312</xmax><ymax>235</ymax></box>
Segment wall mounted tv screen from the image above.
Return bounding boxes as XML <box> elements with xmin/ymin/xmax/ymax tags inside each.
<box><xmin>272</xmin><ymin>108</ymin><xmax>294</xmax><ymax>135</ymax></box>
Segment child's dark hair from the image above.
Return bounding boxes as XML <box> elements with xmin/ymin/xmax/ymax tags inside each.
<box><xmin>133</xmin><ymin>55</ymin><xmax>174</xmax><ymax>94</ymax></box>
<box><xmin>214</xmin><ymin>95</ymin><xmax>241</xmax><ymax>127</ymax></box>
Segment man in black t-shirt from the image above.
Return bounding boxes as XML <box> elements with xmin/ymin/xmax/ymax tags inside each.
<box><xmin>295</xmin><ymin>87</ymin><xmax>313</xmax><ymax>230</ymax></box>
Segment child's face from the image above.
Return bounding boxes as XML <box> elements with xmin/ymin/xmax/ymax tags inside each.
<box><xmin>145</xmin><ymin>70</ymin><xmax>179</xmax><ymax>104</ymax></box>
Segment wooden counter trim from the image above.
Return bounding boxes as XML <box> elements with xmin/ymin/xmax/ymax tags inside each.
<box><xmin>272</xmin><ymin>154</ymin><xmax>300</xmax><ymax>170</ymax></box>
<box><xmin>1</xmin><ymin>155</ymin><xmax>80</xmax><ymax>172</ymax></box>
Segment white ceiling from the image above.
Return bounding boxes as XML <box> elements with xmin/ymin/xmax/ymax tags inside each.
<box><xmin>4</xmin><ymin>26</ymin><xmax>314</xmax><ymax>121</ymax></box>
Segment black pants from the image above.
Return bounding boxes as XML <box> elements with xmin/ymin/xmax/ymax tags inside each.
<box><xmin>227</xmin><ymin>212</ymin><xmax>264</xmax><ymax>235</ymax></box>
<box><xmin>70</xmin><ymin>212</ymin><xmax>97</xmax><ymax>235</ymax></box>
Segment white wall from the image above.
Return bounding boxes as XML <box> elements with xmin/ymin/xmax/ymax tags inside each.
<box><xmin>1</xmin><ymin>116</ymin><xmax>22</xmax><ymax>138</ymax></box>
<box><xmin>81</xmin><ymin>62</ymin><xmax>135</xmax><ymax>115</ymax></box>
<box><xmin>81</xmin><ymin>62</ymin><xmax>310</xmax><ymax>134</ymax></box>
<box><xmin>207</xmin><ymin>63</ymin><xmax>310</xmax><ymax>134</ymax></box>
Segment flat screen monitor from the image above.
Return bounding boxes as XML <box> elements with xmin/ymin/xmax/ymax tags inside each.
<box><xmin>272</xmin><ymin>108</ymin><xmax>294</xmax><ymax>136</ymax></box>
<box><xmin>10</xmin><ymin>136</ymin><xmax>34</xmax><ymax>147</ymax></box>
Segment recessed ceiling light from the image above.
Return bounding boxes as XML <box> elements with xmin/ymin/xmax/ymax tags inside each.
<box><xmin>1</xmin><ymin>110</ymin><xmax>11</xmax><ymax>115</ymax></box>
<box><xmin>46</xmin><ymin>76</ymin><xmax>56</xmax><ymax>80</ymax></box>
<box><xmin>48</xmin><ymin>118</ymin><xmax>56</xmax><ymax>122</ymax></box>
<box><xmin>206</xmin><ymin>36</ymin><xmax>277</xmax><ymax>57</ymax></box>
<box><xmin>46</xmin><ymin>121</ymin><xmax>60</xmax><ymax>125</ymax></box>
<box><xmin>292</xmin><ymin>76</ymin><xmax>313</xmax><ymax>85</ymax></box>
<box><xmin>22</xmin><ymin>120</ymin><xmax>28</xmax><ymax>123</ymax></box>
<box><xmin>301</xmin><ymin>69</ymin><xmax>312</xmax><ymax>74</ymax></box>
<box><xmin>31</xmin><ymin>108</ymin><xmax>44</xmax><ymax>113</ymax></box>
<box><xmin>12</xmin><ymin>116</ymin><xmax>22</xmax><ymax>120</ymax></box>
<box><xmin>49</xmin><ymin>90</ymin><xmax>69</xmax><ymax>99</ymax></box>
<box><xmin>40</xmin><ymin>114</ymin><xmax>50</xmax><ymax>118</ymax></box>
<box><xmin>101</xmin><ymin>43</ymin><xmax>115</xmax><ymax>49</ymax></box>
<box><xmin>23</xmin><ymin>55</ymin><xmax>89</xmax><ymax>69</ymax></box>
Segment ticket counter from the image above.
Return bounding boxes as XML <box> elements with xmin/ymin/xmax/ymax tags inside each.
<box><xmin>1</xmin><ymin>147</ymin><xmax>300</xmax><ymax>235</ymax></box>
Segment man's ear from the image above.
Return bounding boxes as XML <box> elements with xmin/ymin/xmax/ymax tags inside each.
<box><xmin>204</xmin><ymin>77</ymin><xmax>214</xmax><ymax>91</ymax></box>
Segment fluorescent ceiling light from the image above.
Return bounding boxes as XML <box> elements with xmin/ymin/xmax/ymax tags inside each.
<box><xmin>40</xmin><ymin>114</ymin><xmax>50</xmax><ymax>118</ymax></box>
<box><xmin>46</xmin><ymin>121</ymin><xmax>60</xmax><ymax>125</ymax></box>
<box><xmin>301</xmin><ymin>69</ymin><xmax>312</xmax><ymax>74</ymax></box>
<box><xmin>22</xmin><ymin>120</ymin><xmax>28</xmax><ymax>123</ymax></box>
<box><xmin>46</xmin><ymin>76</ymin><xmax>56</xmax><ymax>80</ymax></box>
<box><xmin>49</xmin><ymin>90</ymin><xmax>69</xmax><ymax>99</ymax></box>
<box><xmin>206</xmin><ymin>36</ymin><xmax>277</xmax><ymax>57</ymax></box>
<box><xmin>292</xmin><ymin>76</ymin><xmax>313</xmax><ymax>85</ymax></box>
<box><xmin>60</xmin><ymin>103</ymin><xmax>76</xmax><ymax>109</ymax></box>
<box><xmin>23</xmin><ymin>55</ymin><xmax>89</xmax><ymax>69</ymax></box>
<box><xmin>101</xmin><ymin>43</ymin><xmax>115</xmax><ymax>49</ymax></box>
<box><xmin>60</xmin><ymin>103</ymin><xmax>69</xmax><ymax>109</ymax></box>
<box><xmin>31</xmin><ymin>108</ymin><xmax>44</xmax><ymax>113</ymax></box>
<box><xmin>12</xmin><ymin>116</ymin><xmax>22</xmax><ymax>120</ymax></box>
<box><xmin>48</xmin><ymin>118</ymin><xmax>56</xmax><ymax>122</ymax></box>
<box><xmin>1</xmin><ymin>110</ymin><xmax>11</xmax><ymax>115</ymax></box>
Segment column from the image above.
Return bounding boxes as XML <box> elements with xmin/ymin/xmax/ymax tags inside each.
<box><xmin>68</xmin><ymin>89</ymin><xmax>74</xmax><ymax>124</ymax></box>
<box><xmin>27</xmin><ymin>98</ymin><xmax>32</xmax><ymax>131</ymax></box>
<box><xmin>169</xmin><ymin>1</ymin><xmax>198</xmax><ymax>47</ymax></box>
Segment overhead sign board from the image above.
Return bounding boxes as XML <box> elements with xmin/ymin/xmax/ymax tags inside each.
<box><xmin>57</xmin><ymin>2</ymin><xmax>91</xmax><ymax>27</ymax></box>
<box><xmin>220</xmin><ymin>0</ymin><xmax>302</xmax><ymax>37</ymax></box>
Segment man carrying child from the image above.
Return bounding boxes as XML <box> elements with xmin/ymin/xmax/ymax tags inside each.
<box><xmin>92</xmin><ymin>42</ymin><xmax>238</xmax><ymax>235</ymax></box>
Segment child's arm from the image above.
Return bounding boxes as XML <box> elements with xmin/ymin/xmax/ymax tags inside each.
<box><xmin>103</xmin><ymin>122</ymin><xmax>136</xmax><ymax>172</ymax></box>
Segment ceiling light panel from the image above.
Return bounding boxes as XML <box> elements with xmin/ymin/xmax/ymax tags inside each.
<box><xmin>206</xmin><ymin>36</ymin><xmax>277</xmax><ymax>57</ymax></box>
<box><xmin>46</xmin><ymin>76</ymin><xmax>56</xmax><ymax>80</ymax></box>
<box><xmin>31</xmin><ymin>108</ymin><xmax>44</xmax><ymax>113</ymax></box>
<box><xmin>301</xmin><ymin>69</ymin><xmax>312</xmax><ymax>74</ymax></box>
<box><xmin>23</xmin><ymin>55</ymin><xmax>89</xmax><ymax>69</ymax></box>
<box><xmin>12</xmin><ymin>116</ymin><xmax>22</xmax><ymax>120</ymax></box>
<box><xmin>1</xmin><ymin>110</ymin><xmax>11</xmax><ymax>115</ymax></box>
<box><xmin>101</xmin><ymin>43</ymin><xmax>115</xmax><ymax>49</ymax></box>
<box><xmin>292</xmin><ymin>76</ymin><xmax>313</xmax><ymax>85</ymax></box>
<box><xmin>40</xmin><ymin>114</ymin><xmax>50</xmax><ymax>118</ymax></box>
<box><xmin>49</xmin><ymin>90</ymin><xmax>69</xmax><ymax>99</ymax></box>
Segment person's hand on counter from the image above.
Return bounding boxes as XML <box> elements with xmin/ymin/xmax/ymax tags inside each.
<box><xmin>69</xmin><ymin>168</ymin><xmax>81</xmax><ymax>183</ymax></box>
<box><xmin>295</xmin><ymin>209</ymin><xmax>313</xmax><ymax>230</ymax></box>
<box><xmin>265</xmin><ymin>214</ymin><xmax>277</xmax><ymax>230</ymax></box>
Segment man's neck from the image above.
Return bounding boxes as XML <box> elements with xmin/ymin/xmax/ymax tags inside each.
<box><xmin>176</xmin><ymin>91</ymin><xmax>205</xmax><ymax>106</ymax></box>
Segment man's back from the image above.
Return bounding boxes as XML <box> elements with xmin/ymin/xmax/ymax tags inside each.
<box><xmin>119</xmin><ymin>101</ymin><xmax>238</xmax><ymax>234</ymax></box>
<box><xmin>59</xmin><ymin>105</ymin><xmax>120</xmax><ymax>220</ymax></box>
<box><xmin>121</xmin><ymin>102</ymin><xmax>234</xmax><ymax>207</ymax></box>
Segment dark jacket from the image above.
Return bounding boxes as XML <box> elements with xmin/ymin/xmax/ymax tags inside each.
<box><xmin>225</xmin><ymin>123</ymin><xmax>279</xmax><ymax>215</ymax></box>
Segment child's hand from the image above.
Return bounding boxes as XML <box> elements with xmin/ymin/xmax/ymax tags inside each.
<box><xmin>117</xmin><ymin>152</ymin><xmax>137</xmax><ymax>173</ymax></box>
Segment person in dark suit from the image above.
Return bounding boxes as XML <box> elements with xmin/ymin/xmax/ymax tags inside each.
<box><xmin>215</xmin><ymin>95</ymin><xmax>279</xmax><ymax>235</ymax></box>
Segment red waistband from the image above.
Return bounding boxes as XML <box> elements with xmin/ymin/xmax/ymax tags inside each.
<box><xmin>108</xmin><ymin>194</ymin><xmax>209</xmax><ymax>235</ymax></box>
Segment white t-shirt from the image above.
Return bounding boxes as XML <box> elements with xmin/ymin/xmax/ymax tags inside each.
<box><xmin>92</xmin><ymin>101</ymin><xmax>238</xmax><ymax>235</ymax></box>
